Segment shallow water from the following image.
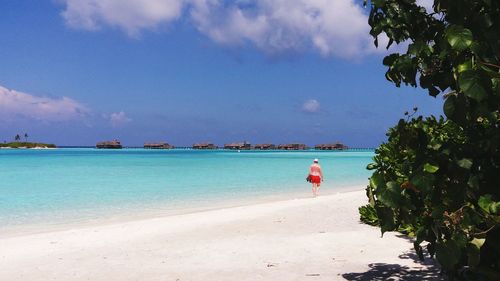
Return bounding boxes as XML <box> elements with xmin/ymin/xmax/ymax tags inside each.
<box><xmin>0</xmin><ymin>148</ymin><xmax>373</xmax><ymax>227</ymax></box>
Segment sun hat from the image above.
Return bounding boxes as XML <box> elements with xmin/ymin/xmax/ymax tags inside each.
<box><xmin>313</xmin><ymin>158</ymin><xmax>319</xmax><ymax>163</ymax></box>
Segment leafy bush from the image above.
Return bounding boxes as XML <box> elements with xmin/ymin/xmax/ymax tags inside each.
<box><xmin>362</xmin><ymin>0</ymin><xmax>500</xmax><ymax>279</ymax></box>
<box><xmin>365</xmin><ymin>115</ymin><xmax>499</xmax><ymax>279</ymax></box>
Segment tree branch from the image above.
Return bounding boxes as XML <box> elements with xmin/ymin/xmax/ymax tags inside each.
<box><xmin>474</xmin><ymin>225</ymin><xmax>496</xmax><ymax>237</ymax></box>
<box><xmin>479</xmin><ymin>61</ymin><xmax>500</xmax><ymax>69</ymax></box>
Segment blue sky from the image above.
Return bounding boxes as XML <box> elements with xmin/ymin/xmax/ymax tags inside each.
<box><xmin>0</xmin><ymin>0</ymin><xmax>441</xmax><ymax>147</ymax></box>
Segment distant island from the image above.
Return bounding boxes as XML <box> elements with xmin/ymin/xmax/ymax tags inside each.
<box><xmin>0</xmin><ymin>142</ymin><xmax>57</xmax><ymax>149</ymax></box>
<box><xmin>1</xmin><ymin>133</ymin><xmax>55</xmax><ymax>149</ymax></box>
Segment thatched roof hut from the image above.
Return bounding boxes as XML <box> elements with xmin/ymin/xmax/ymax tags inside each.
<box><xmin>277</xmin><ymin>143</ymin><xmax>307</xmax><ymax>150</ymax></box>
<box><xmin>96</xmin><ymin>140</ymin><xmax>122</xmax><ymax>149</ymax></box>
<box><xmin>144</xmin><ymin>142</ymin><xmax>172</xmax><ymax>149</ymax></box>
<box><xmin>254</xmin><ymin>143</ymin><xmax>275</xmax><ymax>150</ymax></box>
<box><xmin>192</xmin><ymin>143</ymin><xmax>217</xmax><ymax>149</ymax></box>
<box><xmin>315</xmin><ymin>142</ymin><xmax>348</xmax><ymax>150</ymax></box>
<box><xmin>224</xmin><ymin>141</ymin><xmax>251</xmax><ymax>150</ymax></box>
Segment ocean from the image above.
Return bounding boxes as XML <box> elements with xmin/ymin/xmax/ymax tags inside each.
<box><xmin>0</xmin><ymin>149</ymin><xmax>374</xmax><ymax>229</ymax></box>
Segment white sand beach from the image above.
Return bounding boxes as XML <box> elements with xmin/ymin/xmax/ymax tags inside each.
<box><xmin>0</xmin><ymin>190</ymin><xmax>441</xmax><ymax>280</ymax></box>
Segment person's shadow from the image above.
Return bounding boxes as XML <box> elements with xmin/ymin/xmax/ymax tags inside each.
<box><xmin>342</xmin><ymin>246</ymin><xmax>445</xmax><ymax>280</ymax></box>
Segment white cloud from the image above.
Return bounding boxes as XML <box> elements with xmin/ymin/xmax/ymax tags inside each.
<box><xmin>0</xmin><ymin>85</ymin><xmax>89</xmax><ymax>122</ymax></box>
<box><xmin>302</xmin><ymin>99</ymin><xmax>320</xmax><ymax>113</ymax></box>
<box><xmin>108</xmin><ymin>111</ymin><xmax>132</xmax><ymax>127</ymax></box>
<box><xmin>60</xmin><ymin>0</ymin><xmax>185</xmax><ymax>36</ymax></box>
<box><xmin>191</xmin><ymin>0</ymin><xmax>376</xmax><ymax>58</ymax></box>
<box><xmin>58</xmin><ymin>0</ymin><xmax>381</xmax><ymax>58</ymax></box>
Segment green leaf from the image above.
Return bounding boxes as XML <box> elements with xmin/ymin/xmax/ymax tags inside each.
<box><xmin>369</xmin><ymin>172</ymin><xmax>385</xmax><ymax>190</ymax></box>
<box><xmin>470</xmin><ymin>238</ymin><xmax>486</xmax><ymax>249</ymax></box>
<box><xmin>375</xmin><ymin>205</ymin><xmax>397</xmax><ymax>235</ymax></box>
<box><xmin>457</xmin><ymin>158</ymin><xmax>473</xmax><ymax>169</ymax></box>
<box><xmin>436</xmin><ymin>240</ymin><xmax>461</xmax><ymax>270</ymax></box>
<box><xmin>411</xmin><ymin>173</ymin><xmax>434</xmax><ymax>193</ymax></box>
<box><xmin>383</xmin><ymin>54</ymin><xmax>399</xmax><ymax>66</ymax></box>
<box><xmin>423</xmin><ymin>163</ymin><xmax>439</xmax><ymax>173</ymax></box>
<box><xmin>467</xmin><ymin>176</ymin><xmax>480</xmax><ymax>189</ymax></box>
<box><xmin>490</xmin><ymin>202</ymin><xmax>500</xmax><ymax>215</ymax></box>
<box><xmin>446</xmin><ymin>25</ymin><xmax>473</xmax><ymax>51</ymax></box>
<box><xmin>479</xmin><ymin>195</ymin><xmax>494</xmax><ymax>214</ymax></box>
<box><xmin>443</xmin><ymin>96</ymin><xmax>455</xmax><ymax>118</ymax></box>
<box><xmin>366</xmin><ymin>163</ymin><xmax>378</xmax><ymax>170</ymax></box>
<box><xmin>431</xmin><ymin>205</ymin><xmax>446</xmax><ymax>219</ymax></box>
<box><xmin>408</xmin><ymin>41</ymin><xmax>431</xmax><ymax>56</ymax></box>
<box><xmin>378</xmin><ymin>181</ymin><xmax>402</xmax><ymax>208</ymax></box>
<box><xmin>457</xmin><ymin>61</ymin><xmax>472</xmax><ymax>73</ymax></box>
<box><xmin>493</xmin><ymin>78</ymin><xmax>500</xmax><ymax>96</ymax></box>
<box><xmin>459</xmin><ymin>70</ymin><xmax>487</xmax><ymax>101</ymax></box>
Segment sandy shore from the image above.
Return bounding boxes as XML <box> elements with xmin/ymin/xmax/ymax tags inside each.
<box><xmin>0</xmin><ymin>190</ymin><xmax>442</xmax><ymax>280</ymax></box>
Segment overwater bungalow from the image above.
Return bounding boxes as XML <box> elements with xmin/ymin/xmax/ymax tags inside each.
<box><xmin>144</xmin><ymin>142</ymin><xmax>173</xmax><ymax>149</ymax></box>
<box><xmin>254</xmin><ymin>143</ymin><xmax>275</xmax><ymax>150</ymax></box>
<box><xmin>192</xmin><ymin>143</ymin><xmax>217</xmax><ymax>149</ymax></box>
<box><xmin>96</xmin><ymin>140</ymin><xmax>122</xmax><ymax>149</ymax></box>
<box><xmin>315</xmin><ymin>142</ymin><xmax>348</xmax><ymax>150</ymax></box>
<box><xmin>224</xmin><ymin>141</ymin><xmax>251</xmax><ymax>150</ymax></box>
<box><xmin>277</xmin><ymin>143</ymin><xmax>307</xmax><ymax>150</ymax></box>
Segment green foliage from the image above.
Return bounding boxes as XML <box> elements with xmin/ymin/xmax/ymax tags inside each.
<box><xmin>362</xmin><ymin>0</ymin><xmax>500</xmax><ymax>279</ymax></box>
<box><xmin>365</xmin><ymin>117</ymin><xmax>499</xmax><ymax>279</ymax></box>
<box><xmin>359</xmin><ymin>204</ymin><xmax>379</xmax><ymax>226</ymax></box>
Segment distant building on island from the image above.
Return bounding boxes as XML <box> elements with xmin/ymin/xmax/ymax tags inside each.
<box><xmin>315</xmin><ymin>142</ymin><xmax>348</xmax><ymax>150</ymax></box>
<box><xmin>277</xmin><ymin>143</ymin><xmax>307</xmax><ymax>150</ymax></box>
<box><xmin>254</xmin><ymin>143</ymin><xmax>275</xmax><ymax>150</ymax></box>
<box><xmin>96</xmin><ymin>140</ymin><xmax>122</xmax><ymax>149</ymax></box>
<box><xmin>224</xmin><ymin>141</ymin><xmax>251</xmax><ymax>150</ymax></box>
<box><xmin>144</xmin><ymin>142</ymin><xmax>173</xmax><ymax>149</ymax></box>
<box><xmin>192</xmin><ymin>143</ymin><xmax>217</xmax><ymax>149</ymax></box>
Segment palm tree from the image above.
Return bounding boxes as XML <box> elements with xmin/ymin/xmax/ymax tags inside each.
<box><xmin>24</xmin><ymin>133</ymin><xmax>28</xmax><ymax>142</ymax></box>
<box><xmin>14</xmin><ymin>134</ymin><xmax>20</xmax><ymax>142</ymax></box>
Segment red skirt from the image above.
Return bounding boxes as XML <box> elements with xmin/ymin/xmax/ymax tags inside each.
<box><xmin>311</xmin><ymin>175</ymin><xmax>321</xmax><ymax>184</ymax></box>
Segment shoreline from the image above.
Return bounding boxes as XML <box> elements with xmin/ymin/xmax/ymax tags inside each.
<box><xmin>0</xmin><ymin>184</ymin><xmax>365</xmax><ymax>238</ymax></box>
<box><xmin>0</xmin><ymin>188</ymin><xmax>441</xmax><ymax>281</ymax></box>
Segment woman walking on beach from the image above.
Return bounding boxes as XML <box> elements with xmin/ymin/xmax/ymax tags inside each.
<box><xmin>308</xmin><ymin>158</ymin><xmax>323</xmax><ymax>197</ymax></box>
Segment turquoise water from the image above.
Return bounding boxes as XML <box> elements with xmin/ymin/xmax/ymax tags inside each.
<box><xmin>0</xmin><ymin>149</ymin><xmax>373</xmax><ymax>228</ymax></box>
